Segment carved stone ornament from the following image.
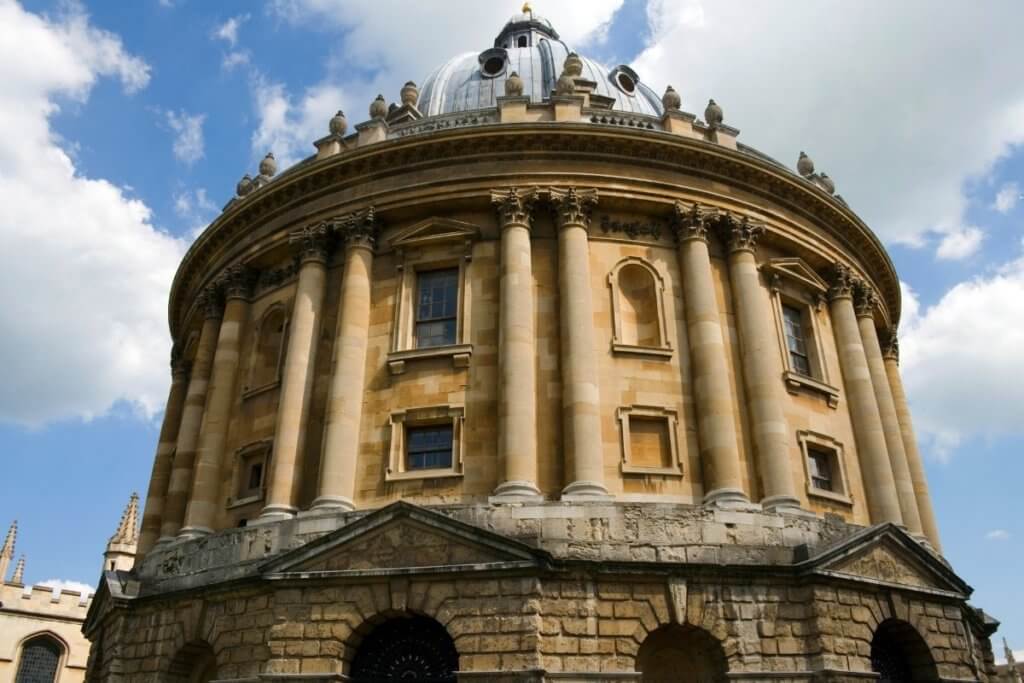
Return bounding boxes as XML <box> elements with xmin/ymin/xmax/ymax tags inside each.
<box><xmin>505</xmin><ymin>71</ymin><xmax>524</xmax><ymax>97</ymax></box>
<box><xmin>705</xmin><ymin>98</ymin><xmax>723</xmax><ymax>128</ymax></box>
<box><xmin>724</xmin><ymin>214</ymin><xmax>764</xmax><ymax>253</ymax></box>
<box><xmin>547</xmin><ymin>187</ymin><xmax>598</xmax><ymax>229</ymax></box>
<box><xmin>672</xmin><ymin>201</ymin><xmax>710</xmax><ymax>243</ymax></box>
<box><xmin>199</xmin><ymin>285</ymin><xmax>224</xmax><ymax>320</ymax></box>
<box><xmin>220</xmin><ymin>263</ymin><xmax>257</xmax><ymax>301</ymax></box>
<box><xmin>881</xmin><ymin>326</ymin><xmax>899</xmax><ymax>362</ymax></box>
<box><xmin>236</xmin><ymin>173</ymin><xmax>254</xmax><ymax>197</ymax></box>
<box><xmin>599</xmin><ymin>215</ymin><xmax>664</xmax><ymax>241</ymax></box>
<box><xmin>341</xmin><ymin>206</ymin><xmax>379</xmax><ymax>249</ymax></box>
<box><xmin>400</xmin><ymin>81</ymin><xmax>419</xmax><ymax>108</ymax></box>
<box><xmin>662</xmin><ymin>85</ymin><xmax>681</xmax><ymax>112</ymax></box>
<box><xmin>563</xmin><ymin>52</ymin><xmax>584</xmax><ymax>78</ymax></box>
<box><xmin>289</xmin><ymin>222</ymin><xmax>332</xmax><ymax>264</ymax></box>
<box><xmin>370</xmin><ymin>94</ymin><xmax>388</xmax><ymax>120</ymax></box>
<box><xmin>258</xmin><ymin>152</ymin><xmax>277</xmax><ymax>178</ymax></box>
<box><xmin>853</xmin><ymin>280</ymin><xmax>878</xmax><ymax>318</ymax></box>
<box><xmin>827</xmin><ymin>263</ymin><xmax>856</xmax><ymax>301</ymax></box>
<box><xmin>491</xmin><ymin>187</ymin><xmax>538</xmax><ymax>228</ymax></box>
<box><xmin>555</xmin><ymin>71</ymin><xmax>576</xmax><ymax>96</ymax></box>
<box><xmin>170</xmin><ymin>343</ymin><xmax>191</xmax><ymax>380</ymax></box>
<box><xmin>797</xmin><ymin>151</ymin><xmax>814</xmax><ymax>177</ymax></box>
<box><xmin>328</xmin><ymin>110</ymin><xmax>348</xmax><ymax>136</ymax></box>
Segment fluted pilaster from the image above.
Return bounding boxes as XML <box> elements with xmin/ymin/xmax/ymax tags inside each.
<box><xmin>550</xmin><ymin>187</ymin><xmax>609</xmax><ymax>499</ymax></box>
<box><xmin>261</xmin><ymin>223</ymin><xmax>331</xmax><ymax>521</ymax></box>
<box><xmin>314</xmin><ymin>209</ymin><xmax>378</xmax><ymax>511</ymax></box>
<box><xmin>492</xmin><ymin>188</ymin><xmax>542</xmax><ymax>500</ymax></box>
<box><xmin>673</xmin><ymin>202</ymin><xmax>747</xmax><ymax>506</ymax></box>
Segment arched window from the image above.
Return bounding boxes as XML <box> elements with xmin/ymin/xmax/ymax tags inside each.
<box><xmin>636</xmin><ymin>624</ymin><xmax>727</xmax><ymax>683</ymax></box>
<box><xmin>15</xmin><ymin>635</ymin><xmax>63</xmax><ymax>683</ymax></box>
<box><xmin>608</xmin><ymin>258</ymin><xmax>671</xmax><ymax>357</ymax></box>
<box><xmin>350</xmin><ymin>615</ymin><xmax>458</xmax><ymax>682</ymax></box>
<box><xmin>247</xmin><ymin>305</ymin><xmax>288</xmax><ymax>393</ymax></box>
<box><xmin>870</xmin><ymin>619</ymin><xmax>938</xmax><ymax>682</ymax></box>
<box><xmin>517</xmin><ymin>35</ymin><xmax>527</xmax><ymax>48</ymax></box>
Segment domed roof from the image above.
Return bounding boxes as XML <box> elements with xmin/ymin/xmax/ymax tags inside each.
<box><xmin>418</xmin><ymin>13</ymin><xmax>664</xmax><ymax>118</ymax></box>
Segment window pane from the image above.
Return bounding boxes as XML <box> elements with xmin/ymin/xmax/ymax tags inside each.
<box><xmin>16</xmin><ymin>637</ymin><xmax>61</xmax><ymax>683</ymax></box>
<box><xmin>782</xmin><ymin>304</ymin><xmax>812</xmax><ymax>376</ymax></box>
<box><xmin>414</xmin><ymin>269</ymin><xmax>458</xmax><ymax>348</ymax></box>
<box><xmin>407</xmin><ymin>425</ymin><xmax>454</xmax><ymax>470</ymax></box>
<box><xmin>808</xmin><ymin>450</ymin><xmax>834</xmax><ymax>492</ymax></box>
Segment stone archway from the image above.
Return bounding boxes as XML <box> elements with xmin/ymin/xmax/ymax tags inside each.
<box><xmin>348</xmin><ymin>614</ymin><xmax>458</xmax><ymax>683</ymax></box>
<box><xmin>636</xmin><ymin>624</ymin><xmax>728</xmax><ymax>683</ymax></box>
<box><xmin>166</xmin><ymin>640</ymin><xmax>217</xmax><ymax>683</ymax></box>
<box><xmin>870</xmin><ymin>618</ymin><xmax>939</xmax><ymax>682</ymax></box>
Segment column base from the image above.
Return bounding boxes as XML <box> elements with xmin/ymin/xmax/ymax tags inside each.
<box><xmin>703</xmin><ymin>487</ymin><xmax>756</xmax><ymax>509</ymax></box>
<box><xmin>309</xmin><ymin>496</ymin><xmax>356</xmax><ymax>513</ymax></box>
<box><xmin>175</xmin><ymin>526</ymin><xmax>214</xmax><ymax>540</ymax></box>
<box><xmin>490</xmin><ymin>481</ymin><xmax>543</xmax><ymax>503</ymax></box>
<box><xmin>154</xmin><ymin>535</ymin><xmax>176</xmax><ymax>547</ymax></box>
<box><xmin>254</xmin><ymin>504</ymin><xmax>298</xmax><ymax>524</ymax></box>
<box><xmin>561</xmin><ymin>480</ymin><xmax>613</xmax><ymax>501</ymax></box>
<box><xmin>760</xmin><ymin>494</ymin><xmax>812</xmax><ymax>516</ymax></box>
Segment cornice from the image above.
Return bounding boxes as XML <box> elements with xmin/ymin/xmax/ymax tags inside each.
<box><xmin>169</xmin><ymin>124</ymin><xmax>900</xmax><ymax>338</ymax></box>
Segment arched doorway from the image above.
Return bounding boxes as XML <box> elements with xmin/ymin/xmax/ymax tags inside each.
<box><xmin>636</xmin><ymin>624</ymin><xmax>727</xmax><ymax>683</ymax></box>
<box><xmin>15</xmin><ymin>634</ymin><xmax>64</xmax><ymax>683</ymax></box>
<box><xmin>166</xmin><ymin>640</ymin><xmax>217</xmax><ymax>683</ymax></box>
<box><xmin>349</xmin><ymin>614</ymin><xmax>458</xmax><ymax>682</ymax></box>
<box><xmin>870</xmin><ymin>618</ymin><xmax>938</xmax><ymax>682</ymax></box>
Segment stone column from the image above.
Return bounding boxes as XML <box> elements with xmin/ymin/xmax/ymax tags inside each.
<box><xmin>882</xmin><ymin>330</ymin><xmax>942</xmax><ymax>550</ymax></box>
<box><xmin>550</xmin><ymin>187</ymin><xmax>609</xmax><ymax>500</ymax></box>
<box><xmin>673</xmin><ymin>202</ymin><xmax>747</xmax><ymax>507</ymax></box>
<box><xmin>159</xmin><ymin>288</ymin><xmax>222</xmax><ymax>541</ymax></box>
<box><xmin>179</xmin><ymin>265</ymin><xmax>254</xmax><ymax>538</ymax></box>
<box><xmin>260</xmin><ymin>224</ymin><xmax>331</xmax><ymax>521</ymax></box>
<box><xmin>723</xmin><ymin>216</ymin><xmax>801</xmax><ymax>512</ymax></box>
<box><xmin>491</xmin><ymin>188</ymin><xmax>542</xmax><ymax>500</ymax></box>
<box><xmin>137</xmin><ymin>346</ymin><xmax>190</xmax><ymax>555</ymax></box>
<box><xmin>828</xmin><ymin>266</ymin><xmax>903</xmax><ymax>525</ymax></box>
<box><xmin>855</xmin><ymin>285</ymin><xmax>923</xmax><ymax>535</ymax></box>
<box><xmin>313</xmin><ymin>211</ymin><xmax>377</xmax><ymax>511</ymax></box>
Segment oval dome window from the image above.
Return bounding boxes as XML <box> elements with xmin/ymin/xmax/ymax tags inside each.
<box><xmin>478</xmin><ymin>48</ymin><xmax>508</xmax><ymax>78</ymax></box>
<box><xmin>610</xmin><ymin>65</ymin><xmax>641</xmax><ymax>96</ymax></box>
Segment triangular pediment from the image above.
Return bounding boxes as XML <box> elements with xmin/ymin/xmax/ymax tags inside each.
<box><xmin>799</xmin><ymin>524</ymin><xmax>970</xmax><ymax>597</ymax></box>
<box><xmin>262</xmin><ymin>501</ymin><xmax>548</xmax><ymax>577</ymax></box>
<box><xmin>762</xmin><ymin>257</ymin><xmax>829</xmax><ymax>294</ymax></box>
<box><xmin>389</xmin><ymin>217</ymin><xmax>480</xmax><ymax>250</ymax></box>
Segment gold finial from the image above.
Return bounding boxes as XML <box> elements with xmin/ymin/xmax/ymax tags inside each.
<box><xmin>522</xmin><ymin>2</ymin><xmax>532</xmax><ymax>15</ymax></box>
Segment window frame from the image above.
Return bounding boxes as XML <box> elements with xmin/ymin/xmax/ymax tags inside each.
<box><xmin>412</xmin><ymin>267</ymin><xmax>460</xmax><ymax>349</ymax></box>
<box><xmin>242</xmin><ymin>301</ymin><xmax>290</xmax><ymax>399</ymax></box>
<box><xmin>14</xmin><ymin>633</ymin><xmax>66</xmax><ymax>683</ymax></box>
<box><xmin>387</xmin><ymin>405</ymin><xmax>465</xmax><ymax>481</ymax></box>
<box><xmin>617</xmin><ymin>405</ymin><xmax>684</xmax><ymax>477</ymax></box>
<box><xmin>607</xmin><ymin>257</ymin><xmax>674</xmax><ymax>359</ymax></box>
<box><xmin>797</xmin><ymin>430</ymin><xmax>853</xmax><ymax>505</ymax></box>
<box><xmin>228</xmin><ymin>440</ymin><xmax>272</xmax><ymax>508</ymax></box>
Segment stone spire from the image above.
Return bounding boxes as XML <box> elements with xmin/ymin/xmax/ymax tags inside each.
<box><xmin>103</xmin><ymin>493</ymin><xmax>140</xmax><ymax>573</ymax></box>
<box><xmin>11</xmin><ymin>555</ymin><xmax>25</xmax><ymax>584</ymax></box>
<box><xmin>0</xmin><ymin>520</ymin><xmax>15</xmax><ymax>581</ymax></box>
<box><xmin>1006</xmin><ymin>639</ymin><xmax>1023</xmax><ymax>683</ymax></box>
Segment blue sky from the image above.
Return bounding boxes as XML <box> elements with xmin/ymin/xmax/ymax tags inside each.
<box><xmin>0</xmin><ymin>0</ymin><xmax>1021</xmax><ymax>659</ymax></box>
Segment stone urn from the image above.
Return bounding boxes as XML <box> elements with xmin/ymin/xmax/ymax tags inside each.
<box><xmin>258</xmin><ymin>153</ymin><xmax>276</xmax><ymax>178</ymax></box>
<box><xmin>563</xmin><ymin>52</ymin><xmax>583</xmax><ymax>78</ymax></box>
<box><xmin>704</xmin><ymin>98</ymin><xmax>723</xmax><ymax>127</ymax></box>
<box><xmin>329</xmin><ymin>110</ymin><xmax>347</xmax><ymax>136</ymax></box>
<box><xmin>369</xmin><ymin>94</ymin><xmax>387</xmax><ymax>120</ymax></box>
<box><xmin>505</xmin><ymin>71</ymin><xmax>524</xmax><ymax>97</ymax></box>
<box><xmin>797</xmin><ymin>151</ymin><xmax>814</xmax><ymax>177</ymax></box>
<box><xmin>662</xmin><ymin>85</ymin><xmax>681</xmax><ymax>111</ymax></box>
<box><xmin>236</xmin><ymin>174</ymin><xmax>253</xmax><ymax>197</ymax></box>
<box><xmin>819</xmin><ymin>173</ymin><xmax>836</xmax><ymax>194</ymax></box>
<box><xmin>400</xmin><ymin>81</ymin><xmax>419</xmax><ymax>107</ymax></box>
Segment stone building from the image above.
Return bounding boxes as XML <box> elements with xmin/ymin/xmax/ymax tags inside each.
<box><xmin>2</xmin><ymin>496</ymin><xmax>138</xmax><ymax>682</ymax></box>
<box><xmin>84</xmin><ymin>8</ymin><xmax>1000</xmax><ymax>682</ymax></box>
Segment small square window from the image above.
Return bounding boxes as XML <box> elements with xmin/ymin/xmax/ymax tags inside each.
<box><xmin>617</xmin><ymin>405</ymin><xmax>683</xmax><ymax>477</ymax></box>
<box><xmin>406</xmin><ymin>424</ymin><xmax>454</xmax><ymax>470</ymax></box>
<box><xmin>414</xmin><ymin>269</ymin><xmax>458</xmax><ymax>348</ymax></box>
<box><xmin>233</xmin><ymin>443</ymin><xmax>270</xmax><ymax>503</ymax></box>
<box><xmin>798</xmin><ymin>431</ymin><xmax>851</xmax><ymax>505</ymax></box>
<box><xmin>807</xmin><ymin>448</ymin><xmax>834</xmax><ymax>492</ymax></box>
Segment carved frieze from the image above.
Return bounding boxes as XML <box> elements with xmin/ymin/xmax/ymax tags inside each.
<box><xmin>220</xmin><ymin>263</ymin><xmax>257</xmax><ymax>301</ymax></box>
<box><xmin>599</xmin><ymin>214</ymin><xmax>664</xmax><ymax>241</ymax></box>
<box><xmin>255</xmin><ymin>260</ymin><xmax>299</xmax><ymax>294</ymax></box>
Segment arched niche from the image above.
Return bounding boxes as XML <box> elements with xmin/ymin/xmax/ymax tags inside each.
<box><xmin>246</xmin><ymin>303</ymin><xmax>289</xmax><ymax>394</ymax></box>
<box><xmin>15</xmin><ymin>633</ymin><xmax>66</xmax><ymax>683</ymax></box>
<box><xmin>636</xmin><ymin>624</ymin><xmax>727</xmax><ymax>683</ymax></box>
<box><xmin>166</xmin><ymin>640</ymin><xmax>217</xmax><ymax>683</ymax></box>
<box><xmin>608</xmin><ymin>257</ymin><xmax>672</xmax><ymax>358</ymax></box>
<box><xmin>870</xmin><ymin>618</ymin><xmax>938</xmax><ymax>682</ymax></box>
<box><xmin>347</xmin><ymin>613</ymin><xmax>458</xmax><ymax>683</ymax></box>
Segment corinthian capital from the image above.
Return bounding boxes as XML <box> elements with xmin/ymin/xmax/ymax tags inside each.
<box><xmin>672</xmin><ymin>201</ymin><xmax>711</xmax><ymax>242</ymax></box>
<box><xmin>199</xmin><ymin>285</ymin><xmax>224</xmax><ymax>320</ymax></box>
<box><xmin>340</xmin><ymin>206</ymin><xmax>378</xmax><ymax>250</ymax></box>
<box><xmin>827</xmin><ymin>263</ymin><xmax>856</xmax><ymax>302</ymax></box>
<box><xmin>881</xmin><ymin>325</ymin><xmax>899</xmax><ymax>362</ymax></box>
<box><xmin>289</xmin><ymin>222</ymin><xmax>332</xmax><ymax>264</ymax></box>
<box><xmin>547</xmin><ymin>187</ymin><xmax>598</xmax><ymax>230</ymax></box>
<box><xmin>853</xmin><ymin>280</ymin><xmax>878</xmax><ymax>319</ymax></box>
<box><xmin>220</xmin><ymin>263</ymin><xmax>257</xmax><ymax>301</ymax></box>
<box><xmin>491</xmin><ymin>187</ymin><xmax>539</xmax><ymax>229</ymax></box>
<box><xmin>723</xmin><ymin>214</ymin><xmax>764</xmax><ymax>253</ymax></box>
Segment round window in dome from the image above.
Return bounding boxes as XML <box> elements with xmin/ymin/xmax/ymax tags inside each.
<box><xmin>610</xmin><ymin>65</ymin><xmax>641</xmax><ymax>96</ymax></box>
<box><xmin>478</xmin><ymin>48</ymin><xmax>508</xmax><ymax>78</ymax></box>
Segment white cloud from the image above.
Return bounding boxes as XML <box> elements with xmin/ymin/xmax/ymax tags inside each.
<box><xmin>0</xmin><ymin>0</ymin><xmax>185</xmax><ymax>427</ymax></box>
<box><xmin>935</xmin><ymin>226</ymin><xmax>983</xmax><ymax>261</ymax></box>
<box><xmin>985</xmin><ymin>529</ymin><xmax>1010</xmax><ymax>541</ymax></box>
<box><xmin>995</xmin><ymin>649</ymin><xmax>1024</xmax><ymax>666</ymax></box>
<box><xmin>222</xmin><ymin>50</ymin><xmax>250</xmax><ymax>71</ymax></box>
<box><xmin>38</xmin><ymin>578</ymin><xmax>95</xmax><ymax>595</ymax></box>
<box><xmin>213</xmin><ymin>14</ymin><xmax>249</xmax><ymax>48</ymax></box>
<box><xmin>633</xmin><ymin>1</ymin><xmax>1024</xmax><ymax>249</ymax></box>
<box><xmin>994</xmin><ymin>181</ymin><xmax>1020</xmax><ymax>214</ymax></box>
<box><xmin>251</xmin><ymin>75</ymin><xmax>347</xmax><ymax>169</ymax></box>
<box><xmin>173</xmin><ymin>187</ymin><xmax>218</xmax><ymax>238</ymax></box>
<box><xmin>165</xmin><ymin>110</ymin><xmax>205</xmax><ymax>165</ymax></box>
<box><xmin>899</xmin><ymin>258</ymin><xmax>1024</xmax><ymax>457</ymax></box>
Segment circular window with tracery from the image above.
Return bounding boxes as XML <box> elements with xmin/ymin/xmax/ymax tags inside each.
<box><xmin>350</xmin><ymin>616</ymin><xmax>458</xmax><ymax>683</ymax></box>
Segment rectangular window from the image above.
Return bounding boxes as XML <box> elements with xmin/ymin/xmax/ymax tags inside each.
<box><xmin>406</xmin><ymin>424</ymin><xmax>454</xmax><ymax>470</ymax></box>
<box><xmin>782</xmin><ymin>304</ymin><xmax>812</xmax><ymax>376</ymax></box>
<box><xmin>629</xmin><ymin>416</ymin><xmax>673</xmax><ymax>469</ymax></box>
<box><xmin>807</xmin><ymin>447</ymin><xmax>834</xmax><ymax>492</ymax></box>
<box><xmin>414</xmin><ymin>269</ymin><xmax>458</xmax><ymax>348</ymax></box>
<box><xmin>237</xmin><ymin>450</ymin><xmax>267</xmax><ymax>499</ymax></box>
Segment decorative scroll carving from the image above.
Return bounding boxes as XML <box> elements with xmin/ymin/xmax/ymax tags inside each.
<box><xmin>671</xmin><ymin>201</ymin><xmax>710</xmax><ymax>243</ymax></box>
<box><xmin>723</xmin><ymin>214</ymin><xmax>765</xmax><ymax>253</ymax></box>
<box><xmin>199</xmin><ymin>285</ymin><xmax>224</xmax><ymax>320</ymax></box>
<box><xmin>547</xmin><ymin>187</ymin><xmax>598</xmax><ymax>229</ymax></box>
<box><xmin>289</xmin><ymin>222</ymin><xmax>332</xmax><ymax>264</ymax></box>
<box><xmin>599</xmin><ymin>215</ymin><xmax>664</xmax><ymax>241</ymax></box>
<box><xmin>853</xmin><ymin>280</ymin><xmax>878</xmax><ymax>318</ymax></box>
<box><xmin>491</xmin><ymin>187</ymin><xmax>539</xmax><ymax>228</ymax></box>
<box><xmin>881</xmin><ymin>326</ymin><xmax>899</xmax><ymax>362</ymax></box>
<box><xmin>827</xmin><ymin>264</ymin><xmax>856</xmax><ymax>302</ymax></box>
<box><xmin>340</xmin><ymin>206</ymin><xmax>379</xmax><ymax>249</ymax></box>
<box><xmin>220</xmin><ymin>263</ymin><xmax>257</xmax><ymax>301</ymax></box>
